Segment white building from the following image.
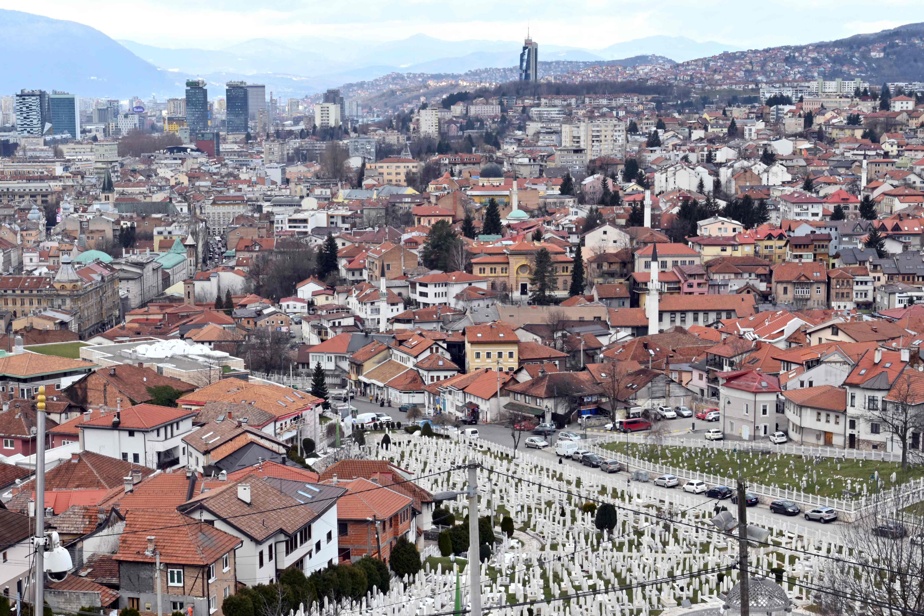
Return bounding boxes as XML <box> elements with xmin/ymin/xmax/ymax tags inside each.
<box><xmin>314</xmin><ymin>103</ymin><xmax>341</xmax><ymax>129</ymax></box>
<box><xmin>418</xmin><ymin>108</ymin><xmax>441</xmax><ymax>138</ymax></box>
<box><xmin>560</xmin><ymin>118</ymin><xmax>626</xmax><ymax>161</ymax></box>
<box><xmin>0</xmin><ymin>509</ymin><xmax>31</xmax><ymax>601</ymax></box>
<box><xmin>79</xmin><ymin>403</ymin><xmax>196</xmax><ymax>469</ymax></box>
<box><xmin>409</xmin><ymin>271</ymin><xmax>488</xmax><ymax>308</ymax></box>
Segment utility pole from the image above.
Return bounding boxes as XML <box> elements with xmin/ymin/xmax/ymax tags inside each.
<box><xmin>33</xmin><ymin>386</ymin><xmax>46</xmax><ymax>616</ymax></box>
<box><xmin>467</xmin><ymin>464</ymin><xmax>482</xmax><ymax>616</ymax></box>
<box><xmin>147</xmin><ymin>537</ymin><xmax>162</xmax><ymax>616</ymax></box>
<box><xmin>736</xmin><ymin>478</ymin><xmax>750</xmax><ymax>616</ymax></box>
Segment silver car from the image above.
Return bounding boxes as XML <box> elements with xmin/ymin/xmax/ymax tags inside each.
<box><xmin>804</xmin><ymin>507</ymin><xmax>838</xmax><ymax>523</ymax></box>
<box><xmin>654</xmin><ymin>474</ymin><xmax>680</xmax><ymax>488</ymax></box>
<box><xmin>557</xmin><ymin>431</ymin><xmax>582</xmax><ymax>443</ymax></box>
<box><xmin>675</xmin><ymin>406</ymin><xmax>693</xmax><ymax>418</ymax></box>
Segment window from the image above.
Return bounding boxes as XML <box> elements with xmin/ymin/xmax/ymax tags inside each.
<box><xmin>474</xmin><ymin>352</ymin><xmax>481</xmax><ymax>359</ymax></box>
<box><xmin>128</xmin><ymin>430</ymin><xmax>135</xmax><ymax>437</ymax></box>
<box><xmin>223</xmin><ymin>553</ymin><xmax>230</xmax><ymax>571</ymax></box>
<box><xmin>1</xmin><ymin>551</ymin><xmax>6</xmax><ymax>563</ymax></box>
<box><xmin>132</xmin><ymin>453</ymin><xmax>140</xmax><ymax>464</ymax></box>
<box><xmin>485</xmin><ymin>352</ymin><xmax>492</xmax><ymax>359</ymax></box>
<box><xmin>224</xmin><ymin>587</ymin><xmax>230</xmax><ymax>600</ymax></box>
<box><xmin>268</xmin><ymin>544</ymin><xmax>273</xmax><ymax>561</ymax></box>
<box><xmin>2</xmin><ymin>439</ymin><xmax>12</xmax><ymax>450</ymax></box>
<box><xmin>258</xmin><ymin>550</ymin><xmax>264</xmax><ymax>568</ymax></box>
<box><xmin>326</xmin><ymin>530</ymin><xmax>332</xmax><ymax>543</ymax></box>
<box><xmin>171</xmin><ymin>602</ymin><xmax>184</xmax><ymax>612</ymax></box>
<box><xmin>210</xmin><ymin>596</ymin><xmax>217</xmax><ymax>614</ymax></box>
<box><xmin>168</xmin><ymin>569</ymin><xmax>184</xmax><ymax>587</ymax></box>
<box><xmin>816</xmin><ymin>412</ymin><xmax>822</xmax><ymax>422</ymax></box>
<box><xmin>871</xmin><ymin>422</ymin><xmax>881</xmax><ymax>435</ymax></box>
<box><xmin>338</xmin><ymin>522</ymin><xmax>348</xmax><ymax>536</ymax></box>
<box><xmin>508</xmin><ymin>351</ymin><xmax>514</xmax><ymax>359</ymax></box>
<box><xmin>849</xmin><ymin>393</ymin><xmax>856</xmax><ymax>407</ymax></box>
<box><xmin>761</xmin><ymin>404</ymin><xmax>768</xmax><ymax>416</ymax></box>
<box><xmin>121</xmin><ymin>453</ymin><xmax>128</xmax><ymax>461</ymax></box>
<box><xmin>129</xmin><ymin>598</ymin><xmax>140</xmax><ymax>611</ymax></box>
<box><xmin>208</xmin><ymin>564</ymin><xmax>216</xmax><ymax>581</ymax></box>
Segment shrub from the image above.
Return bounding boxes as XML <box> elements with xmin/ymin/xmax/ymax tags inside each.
<box><xmin>438</xmin><ymin>530</ymin><xmax>453</xmax><ymax>556</ymax></box>
<box><xmin>479</xmin><ymin>543</ymin><xmax>492</xmax><ymax>562</ymax></box>
<box><xmin>420</xmin><ymin>422</ymin><xmax>435</xmax><ymax>437</ymax></box>
<box><xmin>354</xmin><ymin>429</ymin><xmax>366</xmax><ymax>446</ymax></box>
<box><xmin>433</xmin><ymin>506</ymin><xmax>456</xmax><ymax>527</ymax></box>
<box><xmin>356</xmin><ymin>556</ymin><xmax>390</xmax><ymax>594</ymax></box>
<box><xmin>581</xmin><ymin>501</ymin><xmax>597</xmax><ymax>516</ymax></box>
<box><xmin>222</xmin><ymin>595</ymin><xmax>254</xmax><ymax>616</ymax></box>
<box><xmin>121</xmin><ymin>610</ymin><xmax>141</xmax><ymax>616</ymax></box>
<box><xmin>302</xmin><ymin>438</ymin><xmax>316</xmax><ymax>456</ymax></box>
<box><xmin>396</xmin><ymin>421</ymin><xmax>402</xmax><ymax>429</ymax></box>
<box><xmin>594</xmin><ymin>503</ymin><xmax>618</xmax><ymax>532</ymax></box>
<box><xmin>389</xmin><ymin>537</ymin><xmax>422</xmax><ymax>577</ymax></box>
<box><xmin>404</xmin><ymin>425</ymin><xmax>419</xmax><ymax>434</ymax></box>
<box><xmin>500</xmin><ymin>515</ymin><xmax>515</xmax><ymax>538</ymax></box>
<box><xmin>449</xmin><ymin>524</ymin><xmax>469</xmax><ymax>553</ymax></box>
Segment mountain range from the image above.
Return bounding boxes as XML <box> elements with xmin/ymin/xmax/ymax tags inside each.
<box><xmin>3</xmin><ymin>9</ymin><xmax>924</xmax><ymax>101</ymax></box>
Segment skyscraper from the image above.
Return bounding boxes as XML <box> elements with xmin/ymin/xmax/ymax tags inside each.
<box><xmin>323</xmin><ymin>89</ymin><xmax>345</xmax><ymax>124</ymax></box>
<box><xmin>246</xmin><ymin>84</ymin><xmax>266</xmax><ymax>126</ymax></box>
<box><xmin>225</xmin><ymin>81</ymin><xmax>249</xmax><ymax>134</ymax></box>
<box><xmin>14</xmin><ymin>89</ymin><xmax>49</xmax><ymax>136</ymax></box>
<box><xmin>519</xmin><ymin>36</ymin><xmax>538</xmax><ymax>82</ymax></box>
<box><xmin>49</xmin><ymin>91</ymin><xmax>79</xmax><ymax>139</ymax></box>
<box><xmin>185</xmin><ymin>79</ymin><xmax>209</xmax><ymax>136</ymax></box>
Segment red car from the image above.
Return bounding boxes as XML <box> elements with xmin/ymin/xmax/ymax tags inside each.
<box><xmin>514</xmin><ymin>420</ymin><xmax>538</xmax><ymax>431</ymax></box>
<box><xmin>695</xmin><ymin>408</ymin><xmax>719</xmax><ymax>421</ymax></box>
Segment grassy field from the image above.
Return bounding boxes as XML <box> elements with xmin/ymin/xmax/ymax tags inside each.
<box><xmin>26</xmin><ymin>342</ymin><xmax>88</xmax><ymax>359</ymax></box>
<box><xmin>600</xmin><ymin>441</ymin><xmax>924</xmax><ymax>500</ymax></box>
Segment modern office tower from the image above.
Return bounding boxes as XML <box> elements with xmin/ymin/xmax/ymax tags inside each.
<box><xmin>225</xmin><ymin>81</ymin><xmax>249</xmax><ymax>133</ymax></box>
<box><xmin>14</xmin><ymin>89</ymin><xmax>50</xmax><ymax>136</ymax></box>
<box><xmin>323</xmin><ymin>88</ymin><xmax>346</xmax><ymax>122</ymax></box>
<box><xmin>314</xmin><ymin>103</ymin><xmax>341</xmax><ymax>129</ymax></box>
<box><xmin>166</xmin><ymin>98</ymin><xmax>186</xmax><ymax>116</ymax></box>
<box><xmin>519</xmin><ymin>36</ymin><xmax>539</xmax><ymax>82</ymax></box>
<box><xmin>49</xmin><ymin>91</ymin><xmax>79</xmax><ymax>139</ymax></box>
<box><xmin>185</xmin><ymin>79</ymin><xmax>209</xmax><ymax>135</ymax></box>
<box><xmin>246</xmin><ymin>84</ymin><xmax>266</xmax><ymax>121</ymax></box>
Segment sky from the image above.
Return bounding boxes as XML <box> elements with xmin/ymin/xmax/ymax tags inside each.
<box><xmin>0</xmin><ymin>0</ymin><xmax>922</xmax><ymax>50</ymax></box>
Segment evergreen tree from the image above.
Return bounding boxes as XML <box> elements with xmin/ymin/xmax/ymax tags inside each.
<box><xmin>646</xmin><ymin>131</ymin><xmax>661</xmax><ymax>147</ymax></box>
<box><xmin>705</xmin><ymin>149</ymin><xmax>715</xmax><ymax>164</ymax></box>
<box><xmin>622</xmin><ymin>159</ymin><xmax>640</xmax><ymax>183</ymax></box>
<box><xmin>864</xmin><ymin>226</ymin><xmax>886</xmax><ymax>258</ymax></box>
<box><xmin>560</xmin><ymin>172</ymin><xmax>574</xmax><ymax>196</ymax></box>
<box><xmin>356</xmin><ymin>160</ymin><xmax>366</xmax><ymax>187</ymax></box>
<box><xmin>214</xmin><ymin>291</ymin><xmax>224</xmax><ymax>312</ymax></box>
<box><xmin>656</xmin><ymin>118</ymin><xmax>666</xmax><ymax>130</ymax></box>
<box><xmin>599</xmin><ymin>177</ymin><xmax>612</xmax><ymax>205</ymax></box>
<box><xmin>696</xmin><ymin>177</ymin><xmax>705</xmax><ymax>195</ymax></box>
<box><xmin>101</xmin><ymin>169</ymin><xmax>114</xmax><ymax>193</ymax></box>
<box><xmin>389</xmin><ymin>537</ymin><xmax>422</xmax><ymax>577</ymax></box>
<box><xmin>879</xmin><ymin>83</ymin><xmax>892</xmax><ymax>111</ymax></box>
<box><xmin>582</xmin><ymin>206</ymin><xmax>604</xmax><ymax>233</ymax></box>
<box><xmin>461</xmin><ymin>212</ymin><xmax>476</xmax><ymax>239</ymax></box>
<box><xmin>761</xmin><ymin>147</ymin><xmax>776</xmax><ymax>165</ymax></box>
<box><xmin>627</xmin><ymin>120</ymin><xmax>639</xmax><ymax>134</ymax></box>
<box><xmin>626</xmin><ymin>203</ymin><xmax>644</xmax><ymax>228</ymax></box>
<box><xmin>860</xmin><ymin>195</ymin><xmax>878</xmax><ymax>220</ymax></box>
<box><xmin>529</xmin><ymin>248</ymin><xmax>557</xmax><ymax>306</ymax></box>
<box><xmin>727</xmin><ymin>118</ymin><xmax>738</xmax><ymax>137</ymax></box>
<box><xmin>568</xmin><ymin>243</ymin><xmax>585</xmax><ymax>297</ymax></box>
<box><xmin>482</xmin><ymin>198</ymin><xmax>503</xmax><ymax>236</ymax></box>
<box><xmin>802</xmin><ymin>176</ymin><xmax>815</xmax><ymax>192</ymax></box>
<box><xmin>421</xmin><ymin>220</ymin><xmax>462</xmax><ymax>271</ymax></box>
<box><xmin>531</xmin><ymin>229</ymin><xmax>543</xmax><ymax>242</ymax></box>
<box><xmin>311</xmin><ymin>362</ymin><xmax>329</xmax><ymax>409</ymax></box>
<box><xmin>831</xmin><ymin>204</ymin><xmax>846</xmax><ymax>221</ymax></box>
<box><xmin>318</xmin><ymin>234</ymin><xmax>339</xmax><ymax>279</ymax></box>
<box><xmin>754</xmin><ymin>199</ymin><xmax>769</xmax><ymax>227</ymax></box>
<box><xmin>224</xmin><ymin>289</ymin><xmax>233</xmax><ymax>315</ymax></box>
<box><xmin>594</xmin><ymin>503</ymin><xmax>618</xmax><ymax>532</ymax></box>
<box><xmin>803</xmin><ymin>111</ymin><xmax>814</xmax><ymax>129</ymax></box>
<box><xmin>635</xmin><ymin>169</ymin><xmax>649</xmax><ymax>188</ymax></box>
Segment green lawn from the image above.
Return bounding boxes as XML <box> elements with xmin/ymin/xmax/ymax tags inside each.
<box><xmin>26</xmin><ymin>342</ymin><xmax>88</xmax><ymax>359</ymax></box>
<box><xmin>600</xmin><ymin>442</ymin><xmax>924</xmax><ymax>500</ymax></box>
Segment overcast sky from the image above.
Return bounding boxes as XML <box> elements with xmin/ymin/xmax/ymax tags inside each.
<box><xmin>1</xmin><ymin>0</ymin><xmax>923</xmax><ymax>50</ymax></box>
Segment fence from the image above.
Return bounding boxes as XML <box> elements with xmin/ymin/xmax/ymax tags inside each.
<box><xmin>583</xmin><ymin>436</ymin><xmax>924</xmax><ymax>520</ymax></box>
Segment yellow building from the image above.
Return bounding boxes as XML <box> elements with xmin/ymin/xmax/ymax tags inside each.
<box><xmin>367</xmin><ymin>157</ymin><xmax>423</xmax><ymax>187</ymax></box>
<box><xmin>464</xmin><ymin>322</ymin><xmax>519</xmax><ymax>373</ymax></box>
<box><xmin>754</xmin><ymin>230</ymin><xmax>789</xmax><ymax>265</ymax></box>
<box><xmin>687</xmin><ymin>236</ymin><xmax>755</xmax><ymax>260</ymax></box>
<box><xmin>470</xmin><ymin>241</ymin><xmax>572</xmax><ymax>300</ymax></box>
<box><xmin>165</xmin><ymin>116</ymin><xmax>187</xmax><ymax>134</ymax></box>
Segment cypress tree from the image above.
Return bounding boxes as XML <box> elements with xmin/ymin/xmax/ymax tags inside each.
<box><xmin>311</xmin><ymin>362</ymin><xmax>329</xmax><ymax>408</ymax></box>
<box><xmin>482</xmin><ymin>198</ymin><xmax>503</xmax><ymax>236</ymax></box>
<box><xmin>569</xmin><ymin>243</ymin><xmax>585</xmax><ymax>297</ymax></box>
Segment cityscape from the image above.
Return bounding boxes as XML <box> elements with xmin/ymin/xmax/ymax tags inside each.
<box><xmin>3</xmin><ymin>4</ymin><xmax>924</xmax><ymax>616</ymax></box>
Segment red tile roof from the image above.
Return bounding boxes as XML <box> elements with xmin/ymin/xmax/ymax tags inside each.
<box><xmin>116</xmin><ymin>509</ymin><xmax>242</xmax><ymax>565</ymax></box>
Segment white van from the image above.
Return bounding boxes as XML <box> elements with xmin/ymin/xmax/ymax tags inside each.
<box><xmin>353</xmin><ymin>413</ymin><xmax>378</xmax><ymax>426</ymax></box>
<box><xmin>555</xmin><ymin>441</ymin><xmax>579</xmax><ymax>457</ymax></box>
<box><xmin>462</xmin><ymin>427</ymin><xmax>480</xmax><ymax>439</ymax></box>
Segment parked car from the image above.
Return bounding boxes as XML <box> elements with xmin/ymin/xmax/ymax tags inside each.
<box><xmin>558</xmin><ymin>431</ymin><xmax>582</xmax><ymax>442</ymax></box>
<box><xmin>657</xmin><ymin>405</ymin><xmax>677</xmax><ymax>419</ymax></box>
<box><xmin>704</xmin><ymin>429</ymin><xmax>724</xmax><ymax>441</ymax></box>
<box><xmin>374</xmin><ymin>413</ymin><xmax>393</xmax><ymax>423</ymax></box>
<box><xmin>581</xmin><ymin>453</ymin><xmax>603</xmax><ymax>467</ymax></box>
<box><xmin>555</xmin><ymin>441</ymin><xmax>580</xmax><ymax>458</ymax></box>
<box><xmin>706</xmin><ymin>486</ymin><xmax>733</xmax><ymax>500</ymax></box>
<box><xmin>705</xmin><ymin>411</ymin><xmax>721</xmax><ymax>422</ymax></box>
<box><xmin>630</xmin><ymin>470</ymin><xmax>650</xmax><ymax>482</ymax></box>
<box><xmin>675</xmin><ymin>406</ymin><xmax>693</xmax><ymax>418</ymax></box>
<box><xmin>571</xmin><ymin>448</ymin><xmax>592</xmax><ymax>461</ymax></box>
<box><xmin>872</xmin><ymin>522</ymin><xmax>908</xmax><ymax>539</ymax></box>
<box><xmin>600</xmin><ymin>459</ymin><xmax>623</xmax><ymax>473</ymax></box>
<box><xmin>804</xmin><ymin>507</ymin><xmax>838</xmax><ymax>523</ymax></box>
<box><xmin>654</xmin><ymin>474</ymin><xmax>680</xmax><ymax>488</ymax></box>
<box><xmin>524</xmin><ymin>436</ymin><xmax>549</xmax><ymax>449</ymax></box>
<box><xmin>769</xmin><ymin>500</ymin><xmax>801</xmax><ymax>516</ymax></box>
<box><xmin>613</xmin><ymin>418</ymin><xmax>653</xmax><ymax>433</ymax></box>
<box><xmin>695</xmin><ymin>408</ymin><xmax>719</xmax><ymax>420</ymax></box>
<box><xmin>769</xmin><ymin>431</ymin><xmax>788</xmax><ymax>444</ymax></box>
<box><xmin>398</xmin><ymin>404</ymin><xmax>411</xmax><ymax>413</ymax></box>
<box><xmin>683</xmin><ymin>480</ymin><xmax>707</xmax><ymax>494</ymax></box>
<box><xmin>731</xmin><ymin>492</ymin><xmax>759</xmax><ymax>507</ymax></box>
<box><xmin>515</xmin><ymin>419</ymin><xmax>538</xmax><ymax>431</ymax></box>
<box><xmin>533</xmin><ymin>422</ymin><xmax>557</xmax><ymax>436</ymax></box>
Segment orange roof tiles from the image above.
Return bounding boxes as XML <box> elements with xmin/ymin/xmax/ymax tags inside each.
<box><xmin>116</xmin><ymin>509</ymin><xmax>241</xmax><ymax>566</ymax></box>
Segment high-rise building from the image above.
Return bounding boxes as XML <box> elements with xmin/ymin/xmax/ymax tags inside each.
<box><xmin>246</xmin><ymin>84</ymin><xmax>266</xmax><ymax>122</ymax></box>
<box><xmin>166</xmin><ymin>98</ymin><xmax>186</xmax><ymax>116</ymax></box>
<box><xmin>225</xmin><ymin>81</ymin><xmax>249</xmax><ymax>134</ymax></box>
<box><xmin>14</xmin><ymin>89</ymin><xmax>49</xmax><ymax>136</ymax></box>
<box><xmin>323</xmin><ymin>89</ymin><xmax>345</xmax><ymax>123</ymax></box>
<box><xmin>419</xmin><ymin>108</ymin><xmax>440</xmax><ymax>138</ymax></box>
<box><xmin>519</xmin><ymin>36</ymin><xmax>538</xmax><ymax>82</ymax></box>
<box><xmin>49</xmin><ymin>91</ymin><xmax>79</xmax><ymax>139</ymax></box>
<box><xmin>314</xmin><ymin>103</ymin><xmax>341</xmax><ymax>130</ymax></box>
<box><xmin>185</xmin><ymin>79</ymin><xmax>209</xmax><ymax>136</ymax></box>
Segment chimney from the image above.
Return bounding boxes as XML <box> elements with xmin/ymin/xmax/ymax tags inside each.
<box><xmin>131</xmin><ymin>469</ymin><xmax>143</xmax><ymax>485</ymax></box>
<box><xmin>901</xmin><ymin>348</ymin><xmax>911</xmax><ymax>362</ymax></box>
<box><xmin>874</xmin><ymin>348</ymin><xmax>883</xmax><ymax>364</ymax></box>
<box><xmin>109</xmin><ymin>368</ymin><xmax>116</xmax><ymax>376</ymax></box>
<box><xmin>331</xmin><ymin>474</ymin><xmax>338</xmax><ymax>486</ymax></box>
<box><xmin>123</xmin><ymin>476</ymin><xmax>134</xmax><ymax>494</ymax></box>
<box><xmin>145</xmin><ymin>536</ymin><xmax>156</xmax><ymax>556</ymax></box>
<box><xmin>227</xmin><ymin>410</ymin><xmax>233</xmax><ymax>420</ymax></box>
<box><xmin>237</xmin><ymin>483</ymin><xmax>251</xmax><ymax>504</ymax></box>
<box><xmin>13</xmin><ymin>335</ymin><xmax>23</xmax><ymax>355</ymax></box>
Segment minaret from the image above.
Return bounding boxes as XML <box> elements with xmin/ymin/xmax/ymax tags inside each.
<box><xmin>378</xmin><ymin>261</ymin><xmax>388</xmax><ymax>333</ymax></box>
<box><xmin>511</xmin><ymin>177</ymin><xmax>519</xmax><ymax>212</ymax></box>
<box><xmin>644</xmin><ymin>189</ymin><xmax>652</xmax><ymax>229</ymax></box>
<box><xmin>648</xmin><ymin>243</ymin><xmax>660</xmax><ymax>335</ymax></box>
<box><xmin>861</xmin><ymin>158</ymin><xmax>868</xmax><ymax>191</ymax></box>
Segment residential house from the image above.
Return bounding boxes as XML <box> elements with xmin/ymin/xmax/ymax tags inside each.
<box><xmin>182</xmin><ymin>415</ymin><xmax>289</xmax><ymax>473</ymax></box>
<box><xmin>771</xmin><ymin>262</ymin><xmax>829</xmax><ymax>308</ymax></box>
<box><xmin>503</xmin><ymin>371</ymin><xmax>603</xmax><ymax>425</ymax></box>
<box><xmin>366</xmin><ymin>243</ymin><xmax>419</xmax><ymax>283</ymax></box>
<box><xmin>409</xmin><ymin>272</ymin><xmax>488</xmax><ymax>308</ymax></box>
<box><xmin>464</xmin><ymin>323</ymin><xmax>519</xmax><ymax>373</ymax></box>
<box><xmin>428</xmin><ymin>368</ymin><xmax>513</xmax><ymax>423</ymax></box>
<box><xmin>843</xmin><ymin>348</ymin><xmax>908</xmax><ymax>451</ymax></box>
<box><xmin>330</xmin><ymin>477</ymin><xmax>414</xmax><ymax>562</ymax></box>
<box><xmin>718</xmin><ymin>370</ymin><xmax>782</xmax><ymax>441</ymax></box>
<box><xmin>582</xmin><ymin>223</ymin><xmax>630</xmax><ymax>254</ymax></box>
<box><xmin>0</xmin><ymin>398</ymin><xmax>57</xmax><ymax>456</ymax></box>
<box><xmin>0</xmin><ymin>509</ymin><xmax>31</xmax><ymax>601</ymax></box>
<box><xmin>0</xmin><ymin>350</ymin><xmax>95</xmax><ymax>401</ymax></box>
<box><xmin>64</xmin><ymin>365</ymin><xmax>196</xmax><ymax>412</ymax></box>
<box><xmin>79</xmin><ymin>403</ymin><xmax>196</xmax><ymax>469</ymax></box>
<box><xmin>115</xmin><ymin>510</ymin><xmax>242</xmax><ymax>616</ymax></box>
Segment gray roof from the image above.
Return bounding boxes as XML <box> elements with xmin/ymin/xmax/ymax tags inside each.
<box><xmin>875</xmin><ymin>252</ymin><xmax>924</xmax><ymax>276</ymax></box>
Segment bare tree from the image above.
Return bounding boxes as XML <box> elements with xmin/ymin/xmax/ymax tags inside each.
<box><xmin>599</xmin><ymin>359</ymin><xmax>635</xmax><ymax>426</ymax></box>
<box><xmin>546</xmin><ymin>308</ymin><xmax>568</xmax><ymax>350</ymax></box>
<box><xmin>497</xmin><ymin>407</ymin><xmax>531</xmax><ymax>458</ymax></box>
<box><xmin>878</xmin><ymin>369</ymin><xmax>924</xmax><ymax>470</ymax></box>
<box><xmin>319</xmin><ymin>142</ymin><xmax>350</xmax><ymax>180</ymax></box>
<box><xmin>816</xmin><ymin>493</ymin><xmax>924</xmax><ymax>616</ymax></box>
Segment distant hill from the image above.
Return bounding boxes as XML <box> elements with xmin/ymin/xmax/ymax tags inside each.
<box><xmin>0</xmin><ymin>9</ymin><xmax>176</xmax><ymax>98</ymax></box>
<box><xmin>597</xmin><ymin>36</ymin><xmax>740</xmax><ymax>62</ymax></box>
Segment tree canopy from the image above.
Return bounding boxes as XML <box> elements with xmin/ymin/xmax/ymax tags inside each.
<box><xmin>482</xmin><ymin>198</ymin><xmax>503</xmax><ymax>236</ymax></box>
<box><xmin>569</xmin><ymin>243</ymin><xmax>585</xmax><ymax>297</ymax></box>
<box><xmin>421</xmin><ymin>220</ymin><xmax>463</xmax><ymax>271</ymax></box>
<box><xmin>529</xmin><ymin>248</ymin><xmax>557</xmax><ymax>306</ymax></box>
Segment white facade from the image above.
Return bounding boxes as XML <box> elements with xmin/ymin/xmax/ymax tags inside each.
<box><xmin>80</xmin><ymin>416</ymin><xmax>195</xmax><ymax>469</ymax></box>
<box><xmin>582</xmin><ymin>223</ymin><xmax>630</xmax><ymax>254</ymax></box>
<box><xmin>560</xmin><ymin>118</ymin><xmax>626</xmax><ymax>160</ymax></box>
<box><xmin>0</xmin><ymin>536</ymin><xmax>30</xmax><ymax>601</ymax></box>
<box><xmin>654</xmin><ymin>163</ymin><xmax>713</xmax><ymax>194</ymax></box>
<box><xmin>419</xmin><ymin>108</ymin><xmax>441</xmax><ymax>138</ymax></box>
<box><xmin>314</xmin><ymin>103</ymin><xmax>341</xmax><ymax>129</ymax></box>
